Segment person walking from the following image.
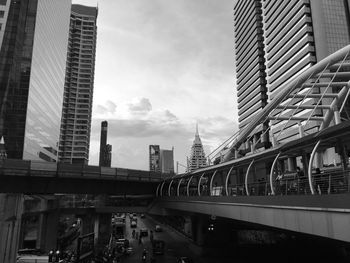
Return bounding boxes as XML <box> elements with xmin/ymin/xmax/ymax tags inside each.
<box><xmin>150</xmin><ymin>230</ymin><xmax>154</xmax><ymax>243</ymax></box>
<box><xmin>138</xmin><ymin>235</ymin><xmax>142</xmax><ymax>245</ymax></box>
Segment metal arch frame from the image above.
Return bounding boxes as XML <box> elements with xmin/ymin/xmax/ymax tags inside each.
<box><xmin>156</xmin><ymin>182</ymin><xmax>162</xmax><ymax>197</ymax></box>
<box><xmin>308</xmin><ymin>140</ymin><xmax>322</xmax><ymax>195</ymax></box>
<box><xmin>223</xmin><ymin>45</ymin><xmax>350</xmax><ymax>162</ymax></box>
<box><xmin>159</xmin><ymin>181</ymin><xmax>166</xmax><ymax>197</ymax></box>
<box><xmin>209</xmin><ymin>170</ymin><xmax>218</xmax><ymax>196</ymax></box>
<box><xmin>168</xmin><ymin>179</ymin><xmax>174</xmax><ymax>197</ymax></box>
<box><xmin>186</xmin><ymin>176</ymin><xmax>193</xmax><ymax>196</ymax></box>
<box><xmin>244</xmin><ymin>160</ymin><xmax>255</xmax><ymax>196</ymax></box>
<box><xmin>225</xmin><ymin>165</ymin><xmax>235</xmax><ymax>196</ymax></box>
<box><xmin>176</xmin><ymin>178</ymin><xmax>183</xmax><ymax>196</ymax></box>
<box><xmin>197</xmin><ymin>172</ymin><xmax>206</xmax><ymax>196</ymax></box>
<box><xmin>269</xmin><ymin>152</ymin><xmax>282</xmax><ymax>195</ymax></box>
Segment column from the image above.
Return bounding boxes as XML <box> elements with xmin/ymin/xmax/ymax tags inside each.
<box><xmin>0</xmin><ymin>194</ymin><xmax>24</xmax><ymax>263</ymax></box>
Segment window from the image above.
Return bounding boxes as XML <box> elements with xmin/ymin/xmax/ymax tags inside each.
<box><xmin>0</xmin><ymin>10</ymin><xmax>4</xmax><ymax>18</ymax></box>
<box><xmin>0</xmin><ymin>0</ymin><xmax>6</xmax><ymax>6</ymax></box>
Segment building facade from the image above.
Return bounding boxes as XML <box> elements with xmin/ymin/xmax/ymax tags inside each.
<box><xmin>149</xmin><ymin>145</ymin><xmax>161</xmax><ymax>173</ymax></box>
<box><xmin>188</xmin><ymin>125</ymin><xmax>207</xmax><ymax>172</ymax></box>
<box><xmin>263</xmin><ymin>0</ymin><xmax>350</xmax><ymax>143</ymax></box>
<box><xmin>99</xmin><ymin>120</ymin><xmax>112</xmax><ymax>167</ymax></box>
<box><xmin>59</xmin><ymin>4</ymin><xmax>98</xmax><ymax>164</ymax></box>
<box><xmin>0</xmin><ymin>0</ymin><xmax>71</xmax><ymax>261</ymax></box>
<box><xmin>233</xmin><ymin>0</ymin><xmax>269</xmax><ymax>148</ymax></box>
<box><xmin>0</xmin><ymin>0</ymin><xmax>70</xmax><ymax>161</ymax></box>
<box><xmin>234</xmin><ymin>0</ymin><xmax>350</xmax><ymax>149</ymax></box>
<box><xmin>160</xmin><ymin>148</ymin><xmax>174</xmax><ymax>175</ymax></box>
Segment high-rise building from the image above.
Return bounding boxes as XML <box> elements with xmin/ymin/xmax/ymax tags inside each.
<box><xmin>149</xmin><ymin>145</ymin><xmax>161</xmax><ymax>173</ymax></box>
<box><xmin>0</xmin><ymin>0</ymin><xmax>71</xmax><ymax>161</ymax></box>
<box><xmin>160</xmin><ymin>148</ymin><xmax>174</xmax><ymax>175</ymax></box>
<box><xmin>59</xmin><ymin>4</ymin><xmax>98</xmax><ymax>164</ymax></box>
<box><xmin>233</xmin><ymin>0</ymin><xmax>268</xmax><ymax>143</ymax></box>
<box><xmin>0</xmin><ymin>0</ymin><xmax>71</xmax><ymax>261</ymax></box>
<box><xmin>234</xmin><ymin>0</ymin><xmax>350</xmax><ymax>147</ymax></box>
<box><xmin>263</xmin><ymin>0</ymin><xmax>350</xmax><ymax>142</ymax></box>
<box><xmin>99</xmin><ymin>120</ymin><xmax>112</xmax><ymax>167</ymax></box>
<box><xmin>188</xmin><ymin>125</ymin><xmax>207</xmax><ymax>172</ymax></box>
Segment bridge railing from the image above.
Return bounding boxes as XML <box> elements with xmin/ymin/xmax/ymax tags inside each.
<box><xmin>0</xmin><ymin>159</ymin><xmax>164</xmax><ymax>182</ymax></box>
<box><xmin>238</xmin><ymin>168</ymin><xmax>350</xmax><ymax>196</ymax></box>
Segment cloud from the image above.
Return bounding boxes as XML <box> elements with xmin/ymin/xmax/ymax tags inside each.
<box><xmin>95</xmin><ymin>100</ymin><xmax>117</xmax><ymax>115</ymax></box>
<box><xmin>127</xmin><ymin>97</ymin><xmax>152</xmax><ymax>114</ymax></box>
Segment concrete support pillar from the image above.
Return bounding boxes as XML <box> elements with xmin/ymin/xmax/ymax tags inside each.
<box><xmin>43</xmin><ymin>210</ymin><xmax>59</xmax><ymax>252</ymax></box>
<box><xmin>94</xmin><ymin>214</ymin><xmax>111</xmax><ymax>252</ymax></box>
<box><xmin>192</xmin><ymin>216</ymin><xmax>205</xmax><ymax>246</ymax></box>
<box><xmin>0</xmin><ymin>194</ymin><xmax>24</xmax><ymax>263</ymax></box>
<box><xmin>183</xmin><ymin>216</ymin><xmax>192</xmax><ymax>237</ymax></box>
<box><xmin>37</xmin><ymin>213</ymin><xmax>46</xmax><ymax>250</ymax></box>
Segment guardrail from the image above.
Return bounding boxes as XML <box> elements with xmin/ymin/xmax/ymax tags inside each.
<box><xmin>0</xmin><ymin>159</ymin><xmax>164</xmax><ymax>182</ymax></box>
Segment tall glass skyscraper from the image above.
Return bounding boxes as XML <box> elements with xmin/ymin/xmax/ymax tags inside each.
<box><xmin>0</xmin><ymin>0</ymin><xmax>71</xmax><ymax>161</ymax></box>
<box><xmin>0</xmin><ymin>1</ymin><xmax>70</xmax><ymax>261</ymax></box>
<box><xmin>59</xmin><ymin>4</ymin><xmax>98</xmax><ymax>164</ymax></box>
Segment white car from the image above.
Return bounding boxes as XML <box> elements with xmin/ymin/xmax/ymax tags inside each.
<box><xmin>155</xmin><ymin>225</ymin><xmax>162</xmax><ymax>232</ymax></box>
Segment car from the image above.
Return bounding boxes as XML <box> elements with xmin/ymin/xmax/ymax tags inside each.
<box><xmin>155</xmin><ymin>225</ymin><xmax>162</xmax><ymax>232</ymax></box>
<box><xmin>116</xmin><ymin>238</ymin><xmax>129</xmax><ymax>248</ymax></box>
<box><xmin>177</xmin><ymin>257</ymin><xmax>194</xmax><ymax>263</ymax></box>
<box><xmin>140</xmin><ymin>228</ymin><xmax>148</xmax><ymax>237</ymax></box>
<box><xmin>140</xmin><ymin>213</ymin><xmax>146</xmax><ymax>218</ymax></box>
<box><xmin>130</xmin><ymin>220</ymin><xmax>137</xmax><ymax>228</ymax></box>
<box><xmin>125</xmin><ymin>247</ymin><xmax>133</xmax><ymax>255</ymax></box>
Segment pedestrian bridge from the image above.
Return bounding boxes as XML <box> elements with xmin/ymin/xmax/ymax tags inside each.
<box><xmin>0</xmin><ymin>160</ymin><xmax>161</xmax><ymax>195</ymax></box>
<box><xmin>3</xmin><ymin>45</ymin><xmax>350</xmax><ymax>245</ymax></box>
<box><xmin>151</xmin><ymin>45</ymin><xmax>350</xmax><ymax>244</ymax></box>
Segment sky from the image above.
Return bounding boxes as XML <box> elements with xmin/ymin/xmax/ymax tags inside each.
<box><xmin>72</xmin><ymin>0</ymin><xmax>238</xmax><ymax>173</ymax></box>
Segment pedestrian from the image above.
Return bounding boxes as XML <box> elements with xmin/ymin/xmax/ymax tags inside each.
<box><xmin>150</xmin><ymin>230</ymin><xmax>154</xmax><ymax>243</ymax></box>
<box><xmin>132</xmin><ymin>229</ymin><xmax>135</xmax><ymax>239</ymax></box>
<box><xmin>138</xmin><ymin>236</ymin><xmax>142</xmax><ymax>245</ymax></box>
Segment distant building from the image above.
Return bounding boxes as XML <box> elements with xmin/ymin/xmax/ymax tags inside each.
<box><xmin>160</xmin><ymin>148</ymin><xmax>174</xmax><ymax>175</ymax></box>
<box><xmin>59</xmin><ymin>4</ymin><xmax>98</xmax><ymax>164</ymax></box>
<box><xmin>149</xmin><ymin>145</ymin><xmax>161</xmax><ymax>173</ymax></box>
<box><xmin>188</xmin><ymin>125</ymin><xmax>207</xmax><ymax>171</ymax></box>
<box><xmin>99</xmin><ymin>121</ymin><xmax>112</xmax><ymax>167</ymax></box>
<box><xmin>149</xmin><ymin>145</ymin><xmax>174</xmax><ymax>176</ymax></box>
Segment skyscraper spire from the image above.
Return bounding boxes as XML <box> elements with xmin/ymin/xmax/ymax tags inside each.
<box><xmin>188</xmin><ymin>124</ymin><xmax>207</xmax><ymax>171</ymax></box>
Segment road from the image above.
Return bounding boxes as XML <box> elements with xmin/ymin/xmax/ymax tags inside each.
<box><xmin>118</xmin><ymin>214</ymin><xmax>234</xmax><ymax>263</ymax></box>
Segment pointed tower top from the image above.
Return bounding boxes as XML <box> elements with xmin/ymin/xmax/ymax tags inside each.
<box><xmin>0</xmin><ymin>136</ymin><xmax>4</xmax><ymax>144</ymax></box>
<box><xmin>196</xmin><ymin>122</ymin><xmax>199</xmax><ymax>136</ymax></box>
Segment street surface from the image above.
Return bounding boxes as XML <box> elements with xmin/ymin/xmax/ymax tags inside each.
<box><xmin>119</xmin><ymin>214</ymin><xmax>236</xmax><ymax>263</ymax></box>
